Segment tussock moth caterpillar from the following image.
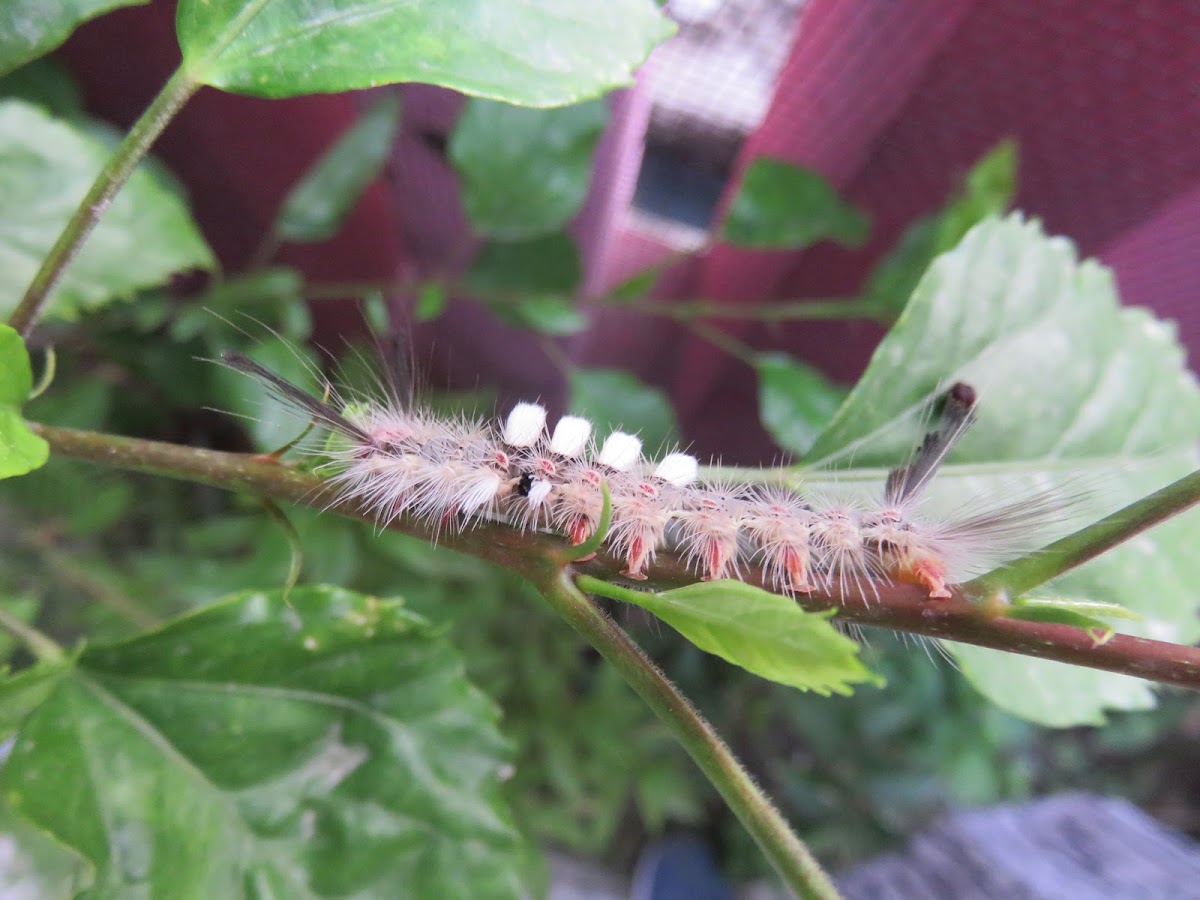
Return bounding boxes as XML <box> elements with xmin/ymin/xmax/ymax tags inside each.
<box><xmin>219</xmin><ymin>348</ymin><xmax>1079</xmax><ymax>600</ymax></box>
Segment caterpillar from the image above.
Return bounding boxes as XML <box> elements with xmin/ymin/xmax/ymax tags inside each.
<box><xmin>220</xmin><ymin>350</ymin><xmax>1076</xmax><ymax>601</ymax></box>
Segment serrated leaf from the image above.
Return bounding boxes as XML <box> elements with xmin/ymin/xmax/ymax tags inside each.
<box><xmin>800</xmin><ymin>213</ymin><xmax>1200</xmax><ymax>725</ymax></box>
<box><xmin>466</xmin><ymin>233</ymin><xmax>583</xmax><ymax>295</ymax></box>
<box><xmin>619</xmin><ymin>581</ymin><xmax>882</xmax><ymax>696</ymax></box>
<box><xmin>177</xmin><ymin>0</ymin><xmax>673</xmax><ymax>105</ymax></box>
<box><xmin>451</xmin><ymin>100</ymin><xmax>607</xmax><ymax>239</ymax></box>
<box><xmin>756</xmin><ymin>352</ymin><xmax>847</xmax><ymax>456</ymax></box>
<box><xmin>275</xmin><ymin>94</ymin><xmax>402</xmax><ymax>243</ymax></box>
<box><xmin>722</xmin><ymin>158</ymin><xmax>870</xmax><ymax>250</ymax></box>
<box><xmin>0</xmin><ymin>100</ymin><xmax>214</xmax><ymax>320</ymax></box>
<box><xmin>568</xmin><ymin>368</ymin><xmax>677</xmax><ymax>456</ymax></box>
<box><xmin>2</xmin><ymin>586</ymin><xmax>526</xmax><ymax>897</ymax></box>
<box><xmin>0</xmin><ymin>1</ymin><xmax>146</xmax><ymax>76</ymax></box>
<box><xmin>0</xmin><ymin>325</ymin><xmax>49</xmax><ymax>479</ymax></box>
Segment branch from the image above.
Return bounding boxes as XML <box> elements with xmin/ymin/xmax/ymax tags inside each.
<box><xmin>9</xmin><ymin>66</ymin><xmax>200</xmax><ymax>336</ymax></box>
<box><xmin>30</xmin><ymin>422</ymin><xmax>1200</xmax><ymax>691</ymax></box>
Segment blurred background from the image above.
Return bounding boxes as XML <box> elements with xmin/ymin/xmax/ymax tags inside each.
<box><xmin>5</xmin><ymin>0</ymin><xmax>1200</xmax><ymax>894</ymax></box>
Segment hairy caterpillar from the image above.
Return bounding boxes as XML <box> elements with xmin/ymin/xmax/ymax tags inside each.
<box><xmin>219</xmin><ymin>344</ymin><xmax>1080</xmax><ymax>602</ymax></box>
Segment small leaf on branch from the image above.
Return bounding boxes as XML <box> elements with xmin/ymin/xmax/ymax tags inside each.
<box><xmin>274</xmin><ymin>94</ymin><xmax>402</xmax><ymax>243</ymax></box>
<box><xmin>451</xmin><ymin>100</ymin><xmax>608</xmax><ymax>239</ymax></box>
<box><xmin>616</xmin><ymin>580</ymin><xmax>883</xmax><ymax>696</ymax></box>
<box><xmin>466</xmin><ymin>233</ymin><xmax>584</xmax><ymax>295</ymax></box>
<box><xmin>722</xmin><ymin>158</ymin><xmax>870</xmax><ymax>250</ymax></box>
<box><xmin>755</xmin><ymin>353</ymin><xmax>847</xmax><ymax>456</ymax></box>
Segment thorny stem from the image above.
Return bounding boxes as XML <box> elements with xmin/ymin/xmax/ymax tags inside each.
<box><xmin>30</xmin><ymin>421</ymin><xmax>1200</xmax><ymax>690</ymax></box>
<box><xmin>969</xmin><ymin>469</ymin><xmax>1200</xmax><ymax>597</ymax></box>
<box><xmin>9</xmin><ymin>66</ymin><xmax>201</xmax><ymax>337</ymax></box>
<box><xmin>546</xmin><ymin>571</ymin><xmax>841</xmax><ymax>900</ymax></box>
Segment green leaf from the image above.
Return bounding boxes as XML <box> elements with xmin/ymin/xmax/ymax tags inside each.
<box><xmin>0</xmin><ymin>57</ymin><xmax>85</xmax><ymax>117</ymax></box>
<box><xmin>0</xmin><ymin>658</ymin><xmax>72</xmax><ymax>741</ymax></box>
<box><xmin>1010</xmin><ymin>596</ymin><xmax>1140</xmax><ymax>625</ymax></box>
<box><xmin>722</xmin><ymin>158</ymin><xmax>870</xmax><ymax>250</ymax></box>
<box><xmin>568</xmin><ymin>368</ymin><xmax>677</xmax><ymax>456</ymax></box>
<box><xmin>415</xmin><ymin>281</ymin><xmax>447</xmax><ymax>322</ymax></box>
<box><xmin>801</xmin><ymin>213</ymin><xmax>1200</xmax><ymax>725</ymax></box>
<box><xmin>620</xmin><ymin>580</ymin><xmax>882</xmax><ymax>696</ymax></box>
<box><xmin>609</xmin><ymin>267</ymin><xmax>660</xmax><ymax>302</ymax></box>
<box><xmin>275</xmin><ymin>94</ymin><xmax>402</xmax><ymax>243</ymax></box>
<box><xmin>0</xmin><ymin>792</ymin><xmax>90</xmax><ymax>896</ymax></box>
<box><xmin>466</xmin><ymin>233</ymin><xmax>584</xmax><ymax>295</ymax></box>
<box><xmin>0</xmin><ymin>100</ymin><xmax>214</xmax><ymax>321</ymax></box>
<box><xmin>3</xmin><ymin>586</ymin><xmax>526</xmax><ymax>897</ymax></box>
<box><xmin>177</xmin><ymin>0</ymin><xmax>673</xmax><ymax>105</ymax></box>
<box><xmin>863</xmin><ymin>140</ymin><xmax>1017</xmax><ymax>317</ymax></box>
<box><xmin>499</xmin><ymin>295</ymin><xmax>588</xmax><ymax>336</ymax></box>
<box><xmin>451</xmin><ymin>100</ymin><xmax>607</xmax><ymax>239</ymax></box>
<box><xmin>0</xmin><ymin>325</ymin><xmax>49</xmax><ymax>479</ymax></box>
<box><xmin>933</xmin><ymin>139</ymin><xmax>1017</xmax><ymax>250</ymax></box>
<box><xmin>949</xmin><ymin>644</ymin><xmax>1155</xmax><ymax>728</ymax></box>
<box><xmin>0</xmin><ymin>1</ymin><xmax>147</xmax><ymax>76</ymax></box>
<box><xmin>756</xmin><ymin>352</ymin><xmax>848</xmax><ymax>456</ymax></box>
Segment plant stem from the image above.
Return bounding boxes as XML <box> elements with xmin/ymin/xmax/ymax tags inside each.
<box><xmin>968</xmin><ymin>469</ymin><xmax>1200</xmax><ymax>597</ymax></box>
<box><xmin>553</xmin><ymin>571</ymin><xmax>841</xmax><ymax>899</ymax></box>
<box><xmin>8</xmin><ymin>66</ymin><xmax>200</xmax><ymax>337</ymax></box>
<box><xmin>30</xmin><ymin>421</ymin><xmax>1200</xmax><ymax>689</ymax></box>
<box><xmin>680</xmin><ymin>318</ymin><xmax>760</xmax><ymax>366</ymax></box>
<box><xmin>0</xmin><ymin>604</ymin><xmax>64</xmax><ymax>663</ymax></box>
<box><xmin>621</xmin><ymin>296</ymin><xmax>888</xmax><ymax>323</ymax></box>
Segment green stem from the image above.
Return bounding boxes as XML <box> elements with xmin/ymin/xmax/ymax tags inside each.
<box><xmin>625</xmin><ymin>296</ymin><xmax>888</xmax><ymax>323</ymax></box>
<box><xmin>969</xmin><ymin>469</ymin><xmax>1200</xmax><ymax>597</ymax></box>
<box><xmin>0</xmin><ymin>603</ymin><xmax>64</xmax><ymax>663</ymax></box>
<box><xmin>556</xmin><ymin>571</ymin><xmax>842</xmax><ymax>900</ymax></box>
<box><xmin>9</xmin><ymin>65</ymin><xmax>200</xmax><ymax>337</ymax></box>
<box><xmin>680</xmin><ymin>318</ymin><xmax>760</xmax><ymax>366</ymax></box>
